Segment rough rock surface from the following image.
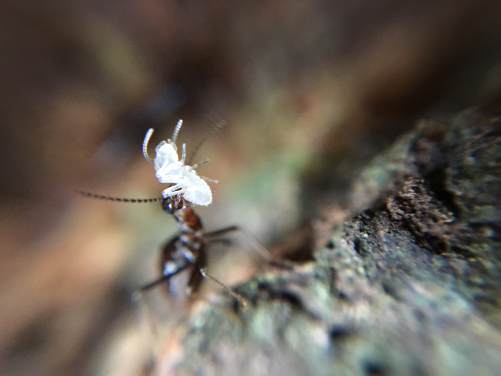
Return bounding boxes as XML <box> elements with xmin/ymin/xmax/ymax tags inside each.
<box><xmin>156</xmin><ymin>108</ymin><xmax>501</xmax><ymax>376</ymax></box>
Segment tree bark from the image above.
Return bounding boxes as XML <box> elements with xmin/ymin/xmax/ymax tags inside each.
<box><xmin>155</xmin><ymin>108</ymin><xmax>501</xmax><ymax>376</ymax></box>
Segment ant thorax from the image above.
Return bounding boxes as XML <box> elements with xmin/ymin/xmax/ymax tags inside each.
<box><xmin>143</xmin><ymin>120</ymin><xmax>215</xmax><ymax>206</ymax></box>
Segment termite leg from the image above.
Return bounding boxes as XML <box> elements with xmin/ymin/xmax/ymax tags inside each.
<box><xmin>191</xmin><ymin>159</ymin><xmax>209</xmax><ymax>169</ymax></box>
<box><xmin>161</xmin><ymin>183</ymin><xmax>184</xmax><ymax>196</ymax></box>
<box><xmin>201</xmin><ymin>176</ymin><xmax>218</xmax><ymax>184</ymax></box>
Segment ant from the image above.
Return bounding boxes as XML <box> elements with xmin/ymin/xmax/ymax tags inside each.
<box><xmin>78</xmin><ymin>120</ymin><xmax>253</xmax><ymax>309</ymax></box>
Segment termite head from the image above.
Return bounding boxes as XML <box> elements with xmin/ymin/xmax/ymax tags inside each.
<box><xmin>143</xmin><ymin>120</ymin><xmax>216</xmax><ymax>207</ymax></box>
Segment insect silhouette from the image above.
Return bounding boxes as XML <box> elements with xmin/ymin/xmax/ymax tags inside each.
<box><xmin>78</xmin><ymin>120</ymin><xmax>249</xmax><ymax>308</ymax></box>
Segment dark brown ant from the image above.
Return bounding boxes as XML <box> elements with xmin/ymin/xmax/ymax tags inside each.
<box><xmin>78</xmin><ymin>120</ymin><xmax>251</xmax><ymax>308</ymax></box>
<box><xmin>78</xmin><ymin>191</ymin><xmax>248</xmax><ymax>308</ymax></box>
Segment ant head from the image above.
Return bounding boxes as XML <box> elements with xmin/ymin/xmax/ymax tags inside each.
<box><xmin>161</xmin><ymin>195</ymin><xmax>190</xmax><ymax>214</ymax></box>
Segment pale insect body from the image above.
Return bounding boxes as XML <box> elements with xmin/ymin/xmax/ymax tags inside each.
<box><xmin>143</xmin><ymin>120</ymin><xmax>215</xmax><ymax>206</ymax></box>
<box><xmin>78</xmin><ymin>118</ymin><xmax>254</xmax><ymax>309</ymax></box>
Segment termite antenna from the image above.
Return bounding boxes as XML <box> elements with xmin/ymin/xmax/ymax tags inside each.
<box><xmin>187</xmin><ymin>118</ymin><xmax>225</xmax><ymax>165</ymax></box>
<box><xmin>76</xmin><ymin>190</ymin><xmax>163</xmax><ymax>203</ymax></box>
<box><xmin>143</xmin><ymin>128</ymin><xmax>155</xmax><ymax>162</ymax></box>
<box><xmin>170</xmin><ymin>119</ymin><xmax>183</xmax><ymax>145</ymax></box>
<box><xmin>180</xmin><ymin>143</ymin><xmax>186</xmax><ymax>163</ymax></box>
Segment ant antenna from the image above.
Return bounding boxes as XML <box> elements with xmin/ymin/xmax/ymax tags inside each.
<box><xmin>170</xmin><ymin>119</ymin><xmax>183</xmax><ymax>145</ymax></box>
<box><xmin>76</xmin><ymin>190</ymin><xmax>163</xmax><ymax>203</ymax></box>
<box><xmin>143</xmin><ymin>128</ymin><xmax>155</xmax><ymax>162</ymax></box>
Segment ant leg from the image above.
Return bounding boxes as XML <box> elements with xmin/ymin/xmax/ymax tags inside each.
<box><xmin>199</xmin><ymin>268</ymin><xmax>248</xmax><ymax>310</ymax></box>
<box><xmin>133</xmin><ymin>275</ymin><xmax>171</xmax><ymax>296</ymax></box>
<box><xmin>204</xmin><ymin>225</ymin><xmax>239</xmax><ymax>239</ymax></box>
<box><xmin>132</xmin><ymin>293</ymin><xmax>161</xmax><ymax>362</ymax></box>
<box><xmin>132</xmin><ymin>262</ymin><xmax>189</xmax><ymax>299</ymax></box>
<box><xmin>205</xmin><ymin>226</ymin><xmax>293</xmax><ymax>269</ymax></box>
<box><xmin>204</xmin><ymin>226</ymin><xmax>271</xmax><ymax>261</ymax></box>
<box><xmin>185</xmin><ymin>266</ymin><xmax>204</xmax><ymax>299</ymax></box>
<box><xmin>185</xmin><ymin>246</ymin><xmax>247</xmax><ymax>309</ymax></box>
<box><xmin>131</xmin><ymin>262</ymin><xmax>188</xmax><ymax>361</ymax></box>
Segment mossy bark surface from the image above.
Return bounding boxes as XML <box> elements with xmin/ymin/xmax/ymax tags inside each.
<box><xmin>157</xmin><ymin>108</ymin><xmax>501</xmax><ymax>376</ymax></box>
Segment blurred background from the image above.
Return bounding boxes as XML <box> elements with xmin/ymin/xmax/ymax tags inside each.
<box><xmin>1</xmin><ymin>1</ymin><xmax>501</xmax><ymax>375</ymax></box>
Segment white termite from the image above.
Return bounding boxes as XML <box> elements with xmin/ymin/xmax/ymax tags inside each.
<box><xmin>142</xmin><ymin>120</ymin><xmax>217</xmax><ymax>206</ymax></box>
